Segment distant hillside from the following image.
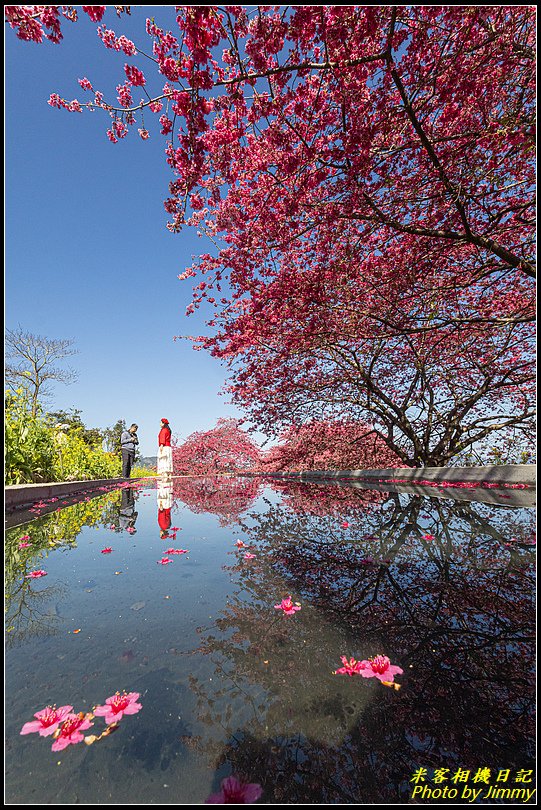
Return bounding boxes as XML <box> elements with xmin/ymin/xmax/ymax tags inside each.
<box><xmin>139</xmin><ymin>456</ymin><xmax>157</xmax><ymax>468</ymax></box>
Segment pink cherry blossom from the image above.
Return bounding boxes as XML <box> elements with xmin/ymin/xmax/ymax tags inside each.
<box><xmin>25</xmin><ymin>570</ymin><xmax>47</xmax><ymax>579</ymax></box>
<box><xmin>205</xmin><ymin>775</ymin><xmax>263</xmax><ymax>804</ymax></box>
<box><xmin>20</xmin><ymin>704</ymin><xmax>73</xmax><ymax>737</ymax></box>
<box><xmin>244</xmin><ymin>552</ymin><xmax>256</xmax><ymax>559</ymax></box>
<box><xmin>235</xmin><ymin>540</ymin><xmax>247</xmax><ymax>548</ymax></box>
<box><xmin>124</xmin><ymin>63</ymin><xmax>145</xmax><ymax>86</ymax></box>
<box><xmin>126</xmin><ymin>527</ymin><xmax>136</xmax><ymax>534</ymax></box>
<box><xmin>93</xmin><ymin>691</ymin><xmax>142</xmax><ymax>724</ymax></box>
<box><xmin>358</xmin><ymin>655</ymin><xmax>403</xmax><ymax>683</ymax></box>
<box><xmin>274</xmin><ymin>596</ymin><xmax>301</xmax><ymax>616</ymax></box>
<box><xmin>51</xmin><ymin>712</ymin><xmax>94</xmax><ymax>751</ymax></box>
<box><xmin>334</xmin><ymin>656</ymin><xmax>366</xmax><ymax>677</ymax></box>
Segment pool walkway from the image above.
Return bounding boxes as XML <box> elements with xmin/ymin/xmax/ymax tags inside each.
<box><xmin>4</xmin><ymin>477</ymin><xmax>149</xmax><ymax>529</ymax></box>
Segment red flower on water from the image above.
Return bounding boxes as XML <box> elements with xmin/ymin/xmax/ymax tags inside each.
<box><xmin>101</xmin><ymin>547</ymin><xmax>113</xmax><ymax>554</ymax></box>
<box><xmin>165</xmin><ymin>548</ymin><xmax>188</xmax><ymax>555</ymax></box>
<box><xmin>25</xmin><ymin>570</ymin><xmax>47</xmax><ymax>579</ymax></box>
<box><xmin>334</xmin><ymin>656</ymin><xmax>366</xmax><ymax>677</ymax></box>
<box><xmin>235</xmin><ymin>539</ymin><xmax>247</xmax><ymax>548</ymax></box>
<box><xmin>51</xmin><ymin>712</ymin><xmax>94</xmax><ymax>751</ymax></box>
<box><xmin>206</xmin><ymin>775</ymin><xmax>263</xmax><ymax>804</ymax></box>
<box><xmin>20</xmin><ymin>704</ymin><xmax>73</xmax><ymax>737</ymax></box>
<box><xmin>93</xmin><ymin>691</ymin><xmax>142</xmax><ymax>724</ymax></box>
<box><xmin>274</xmin><ymin>596</ymin><xmax>301</xmax><ymax>615</ymax></box>
<box><xmin>358</xmin><ymin>655</ymin><xmax>403</xmax><ymax>683</ymax></box>
<box><xmin>157</xmin><ymin>557</ymin><xmax>172</xmax><ymax>565</ymax></box>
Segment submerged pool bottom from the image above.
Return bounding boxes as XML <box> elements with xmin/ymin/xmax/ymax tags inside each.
<box><xmin>4</xmin><ymin>476</ymin><xmax>536</xmax><ymax>804</ymax></box>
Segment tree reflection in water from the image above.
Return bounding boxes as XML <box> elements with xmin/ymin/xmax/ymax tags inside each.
<box><xmin>181</xmin><ymin>479</ymin><xmax>535</xmax><ymax>804</ymax></box>
<box><xmin>5</xmin><ymin>487</ymin><xmax>128</xmax><ymax>647</ymax></box>
<box><xmin>171</xmin><ymin>475</ymin><xmax>262</xmax><ymax>526</ymax></box>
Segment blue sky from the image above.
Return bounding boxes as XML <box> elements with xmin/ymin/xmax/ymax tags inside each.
<box><xmin>5</xmin><ymin>8</ymin><xmax>259</xmax><ymax>457</ymax></box>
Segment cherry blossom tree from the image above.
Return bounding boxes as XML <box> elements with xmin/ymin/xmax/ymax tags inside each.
<box><xmin>6</xmin><ymin>6</ymin><xmax>535</xmax><ymax>465</ymax></box>
<box><xmin>172</xmin><ymin>417</ymin><xmax>261</xmax><ymax>475</ymax></box>
<box><xmin>261</xmin><ymin>419</ymin><xmax>404</xmax><ymax>472</ymax></box>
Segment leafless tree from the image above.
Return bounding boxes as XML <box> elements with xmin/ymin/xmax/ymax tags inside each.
<box><xmin>5</xmin><ymin>327</ymin><xmax>78</xmax><ymax>416</ymax></box>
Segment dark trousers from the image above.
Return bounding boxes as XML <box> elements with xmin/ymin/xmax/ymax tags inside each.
<box><xmin>122</xmin><ymin>451</ymin><xmax>135</xmax><ymax>478</ymax></box>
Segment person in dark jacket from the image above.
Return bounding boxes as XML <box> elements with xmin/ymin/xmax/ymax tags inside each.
<box><xmin>120</xmin><ymin>423</ymin><xmax>139</xmax><ymax>478</ymax></box>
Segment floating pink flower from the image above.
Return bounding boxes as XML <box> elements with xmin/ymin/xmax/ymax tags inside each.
<box><xmin>165</xmin><ymin>548</ymin><xmax>188</xmax><ymax>555</ymax></box>
<box><xmin>20</xmin><ymin>704</ymin><xmax>73</xmax><ymax>737</ymax></box>
<box><xmin>206</xmin><ymin>775</ymin><xmax>263</xmax><ymax>804</ymax></box>
<box><xmin>235</xmin><ymin>539</ymin><xmax>247</xmax><ymax>548</ymax></box>
<box><xmin>18</xmin><ymin>542</ymin><xmax>32</xmax><ymax>549</ymax></box>
<box><xmin>93</xmin><ymin>691</ymin><xmax>142</xmax><ymax>724</ymax></box>
<box><xmin>170</xmin><ymin>526</ymin><xmax>181</xmax><ymax>531</ymax></box>
<box><xmin>334</xmin><ymin>656</ymin><xmax>366</xmax><ymax>677</ymax></box>
<box><xmin>101</xmin><ymin>547</ymin><xmax>113</xmax><ymax>554</ymax></box>
<box><xmin>244</xmin><ymin>553</ymin><xmax>256</xmax><ymax>559</ymax></box>
<box><xmin>274</xmin><ymin>596</ymin><xmax>301</xmax><ymax>616</ymax></box>
<box><xmin>358</xmin><ymin>654</ymin><xmax>403</xmax><ymax>683</ymax></box>
<box><xmin>157</xmin><ymin>557</ymin><xmax>172</xmax><ymax>565</ymax></box>
<box><xmin>126</xmin><ymin>527</ymin><xmax>136</xmax><ymax>534</ymax></box>
<box><xmin>25</xmin><ymin>570</ymin><xmax>47</xmax><ymax>579</ymax></box>
<box><xmin>51</xmin><ymin>712</ymin><xmax>94</xmax><ymax>751</ymax></box>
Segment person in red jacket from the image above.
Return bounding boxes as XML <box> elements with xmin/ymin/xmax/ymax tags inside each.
<box><xmin>157</xmin><ymin>418</ymin><xmax>173</xmax><ymax>477</ymax></box>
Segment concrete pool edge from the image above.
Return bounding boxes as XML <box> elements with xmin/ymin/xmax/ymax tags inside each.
<box><xmin>4</xmin><ymin>477</ymin><xmax>148</xmax><ymax>512</ymax></box>
<box><xmin>241</xmin><ymin>463</ymin><xmax>536</xmax><ymax>486</ymax></box>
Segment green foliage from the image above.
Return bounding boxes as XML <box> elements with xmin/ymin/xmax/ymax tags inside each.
<box><xmin>102</xmin><ymin>418</ymin><xmax>126</xmax><ymax>454</ymax></box>
<box><xmin>4</xmin><ymin>390</ymin><xmax>123</xmax><ymax>484</ymax></box>
<box><xmin>48</xmin><ymin>407</ymin><xmax>104</xmax><ymax>446</ymax></box>
<box><xmin>55</xmin><ymin>431</ymin><xmax>121</xmax><ymax>480</ymax></box>
<box><xmin>131</xmin><ymin>465</ymin><xmax>157</xmax><ymax>478</ymax></box>
<box><xmin>4</xmin><ymin>390</ymin><xmax>57</xmax><ymax>483</ymax></box>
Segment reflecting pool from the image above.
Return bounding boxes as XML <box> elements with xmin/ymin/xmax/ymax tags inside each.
<box><xmin>4</xmin><ymin>476</ymin><xmax>536</xmax><ymax>804</ymax></box>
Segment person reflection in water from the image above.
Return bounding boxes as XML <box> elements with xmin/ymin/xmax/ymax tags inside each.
<box><xmin>157</xmin><ymin>478</ymin><xmax>173</xmax><ymax>539</ymax></box>
<box><xmin>119</xmin><ymin>487</ymin><xmax>138</xmax><ymax>533</ymax></box>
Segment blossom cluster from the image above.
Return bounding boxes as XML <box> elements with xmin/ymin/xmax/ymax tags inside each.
<box><xmin>20</xmin><ymin>691</ymin><xmax>142</xmax><ymax>752</ymax></box>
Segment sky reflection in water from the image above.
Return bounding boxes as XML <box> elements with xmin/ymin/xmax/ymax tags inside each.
<box><xmin>5</xmin><ymin>476</ymin><xmax>536</xmax><ymax>804</ymax></box>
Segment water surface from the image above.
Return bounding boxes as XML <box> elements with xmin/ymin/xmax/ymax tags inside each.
<box><xmin>5</xmin><ymin>476</ymin><xmax>536</xmax><ymax>804</ymax></box>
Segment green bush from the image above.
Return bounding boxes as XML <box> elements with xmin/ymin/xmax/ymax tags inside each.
<box><xmin>53</xmin><ymin>430</ymin><xmax>121</xmax><ymax>481</ymax></box>
<box><xmin>4</xmin><ymin>390</ymin><xmax>123</xmax><ymax>484</ymax></box>
<box><xmin>4</xmin><ymin>391</ymin><xmax>57</xmax><ymax>483</ymax></box>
